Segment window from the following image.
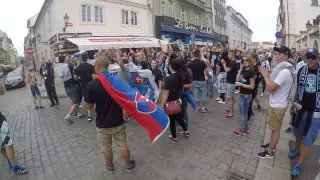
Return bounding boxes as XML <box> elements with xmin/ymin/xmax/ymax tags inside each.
<box><xmin>131</xmin><ymin>11</ymin><xmax>138</xmax><ymax>25</ymax></box>
<box><xmin>121</xmin><ymin>10</ymin><xmax>129</xmax><ymax>25</ymax></box>
<box><xmin>161</xmin><ymin>1</ymin><xmax>165</xmax><ymax>15</ymax></box>
<box><xmin>94</xmin><ymin>6</ymin><xmax>104</xmax><ymax>23</ymax></box>
<box><xmin>214</xmin><ymin>9</ymin><xmax>217</xmax><ymax>16</ymax></box>
<box><xmin>195</xmin><ymin>14</ymin><xmax>200</xmax><ymax>25</ymax></box>
<box><xmin>42</xmin><ymin>20</ymin><xmax>45</xmax><ymax>38</ymax></box>
<box><xmin>181</xmin><ymin>7</ymin><xmax>187</xmax><ymax>22</ymax></box>
<box><xmin>81</xmin><ymin>5</ymin><xmax>92</xmax><ymax>22</ymax></box>
<box><xmin>168</xmin><ymin>1</ymin><xmax>174</xmax><ymax>17</ymax></box>
<box><xmin>311</xmin><ymin>0</ymin><xmax>320</xmax><ymax>5</ymax></box>
<box><xmin>48</xmin><ymin>10</ymin><xmax>52</xmax><ymax>31</ymax></box>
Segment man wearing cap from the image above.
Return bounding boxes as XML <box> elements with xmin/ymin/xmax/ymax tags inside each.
<box><xmin>258</xmin><ymin>45</ymin><xmax>295</xmax><ymax>159</ymax></box>
<box><xmin>288</xmin><ymin>48</ymin><xmax>320</xmax><ymax>177</ymax></box>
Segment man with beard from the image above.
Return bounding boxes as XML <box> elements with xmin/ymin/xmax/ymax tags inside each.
<box><xmin>40</xmin><ymin>58</ymin><xmax>59</xmax><ymax>107</ymax></box>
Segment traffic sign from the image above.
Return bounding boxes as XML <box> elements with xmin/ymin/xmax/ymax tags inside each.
<box><xmin>26</xmin><ymin>47</ymin><xmax>34</xmax><ymax>56</ymax></box>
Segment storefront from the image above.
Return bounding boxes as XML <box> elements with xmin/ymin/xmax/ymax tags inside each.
<box><xmin>155</xmin><ymin>16</ymin><xmax>215</xmax><ymax>46</ymax></box>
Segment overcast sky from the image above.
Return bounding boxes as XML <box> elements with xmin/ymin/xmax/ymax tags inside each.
<box><xmin>0</xmin><ymin>0</ymin><xmax>278</xmax><ymax>56</ymax></box>
<box><xmin>227</xmin><ymin>0</ymin><xmax>279</xmax><ymax>42</ymax></box>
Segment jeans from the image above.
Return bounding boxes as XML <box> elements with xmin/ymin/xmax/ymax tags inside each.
<box><xmin>193</xmin><ymin>81</ymin><xmax>208</xmax><ymax>101</ymax></box>
<box><xmin>182</xmin><ymin>96</ymin><xmax>189</xmax><ymax>128</ymax></box>
<box><xmin>207</xmin><ymin>75</ymin><xmax>214</xmax><ymax>97</ymax></box>
<box><xmin>239</xmin><ymin>95</ymin><xmax>252</xmax><ymax>130</ymax></box>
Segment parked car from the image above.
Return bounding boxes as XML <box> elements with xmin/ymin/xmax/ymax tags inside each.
<box><xmin>4</xmin><ymin>71</ymin><xmax>26</xmax><ymax>90</ymax></box>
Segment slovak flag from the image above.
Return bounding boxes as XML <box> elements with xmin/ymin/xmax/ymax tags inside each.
<box><xmin>97</xmin><ymin>72</ymin><xmax>170</xmax><ymax>143</ymax></box>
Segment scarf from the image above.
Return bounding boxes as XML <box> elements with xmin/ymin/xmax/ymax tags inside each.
<box><xmin>271</xmin><ymin>61</ymin><xmax>296</xmax><ymax>101</ymax></box>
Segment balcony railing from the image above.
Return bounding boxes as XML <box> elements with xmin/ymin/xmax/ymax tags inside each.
<box><xmin>185</xmin><ymin>0</ymin><xmax>205</xmax><ymax>9</ymax></box>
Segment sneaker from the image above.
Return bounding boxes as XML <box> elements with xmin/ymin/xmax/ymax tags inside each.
<box><xmin>35</xmin><ymin>106</ymin><xmax>39</xmax><ymax>109</ymax></box>
<box><xmin>292</xmin><ymin>164</ymin><xmax>302</xmax><ymax>177</ymax></box>
<box><xmin>257</xmin><ymin>105</ymin><xmax>262</xmax><ymax>111</ymax></box>
<box><xmin>77</xmin><ymin>113</ymin><xmax>83</xmax><ymax>119</ymax></box>
<box><xmin>258</xmin><ymin>150</ymin><xmax>274</xmax><ymax>159</ymax></box>
<box><xmin>260</xmin><ymin>143</ymin><xmax>269</xmax><ymax>149</ymax></box>
<box><xmin>216</xmin><ymin>97</ymin><xmax>222</xmax><ymax>101</ymax></box>
<box><xmin>88</xmin><ymin>116</ymin><xmax>93</xmax><ymax>121</ymax></box>
<box><xmin>64</xmin><ymin>116</ymin><xmax>73</xmax><ymax>123</ymax></box>
<box><xmin>235</xmin><ymin>90</ymin><xmax>239</xmax><ymax>94</ymax></box>
<box><xmin>218</xmin><ymin>100</ymin><xmax>226</xmax><ymax>104</ymax></box>
<box><xmin>234</xmin><ymin>129</ymin><xmax>245</xmax><ymax>136</ymax></box>
<box><xmin>106</xmin><ymin>163</ymin><xmax>114</xmax><ymax>173</ymax></box>
<box><xmin>169</xmin><ymin>135</ymin><xmax>177</xmax><ymax>142</ymax></box>
<box><xmin>285</xmin><ymin>127</ymin><xmax>292</xmax><ymax>133</ymax></box>
<box><xmin>8</xmin><ymin>160</ymin><xmax>12</xmax><ymax>171</ymax></box>
<box><xmin>225</xmin><ymin>114</ymin><xmax>233</xmax><ymax>119</ymax></box>
<box><xmin>260</xmin><ymin>93</ymin><xmax>264</xmax><ymax>97</ymax></box>
<box><xmin>126</xmin><ymin>159</ymin><xmax>136</xmax><ymax>172</ymax></box>
<box><xmin>243</xmin><ymin>128</ymin><xmax>250</xmax><ymax>134</ymax></box>
<box><xmin>12</xmin><ymin>165</ymin><xmax>28</xmax><ymax>174</ymax></box>
<box><xmin>39</xmin><ymin>106</ymin><xmax>44</xmax><ymax>108</ymax></box>
<box><xmin>78</xmin><ymin>104</ymin><xmax>84</xmax><ymax>108</ymax></box>
<box><xmin>200</xmin><ymin>108</ymin><xmax>208</xmax><ymax>113</ymax></box>
<box><xmin>50</xmin><ymin>103</ymin><xmax>56</xmax><ymax>107</ymax></box>
<box><xmin>288</xmin><ymin>149</ymin><xmax>300</xmax><ymax>159</ymax></box>
<box><xmin>181</xmin><ymin>131</ymin><xmax>190</xmax><ymax>137</ymax></box>
<box><xmin>56</xmin><ymin>101</ymin><xmax>60</xmax><ymax>105</ymax></box>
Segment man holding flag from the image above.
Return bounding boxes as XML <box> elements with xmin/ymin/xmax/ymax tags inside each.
<box><xmin>85</xmin><ymin>56</ymin><xmax>136</xmax><ymax>173</ymax></box>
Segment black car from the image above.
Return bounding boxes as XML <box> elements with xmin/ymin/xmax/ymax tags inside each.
<box><xmin>4</xmin><ymin>70</ymin><xmax>25</xmax><ymax>90</ymax></box>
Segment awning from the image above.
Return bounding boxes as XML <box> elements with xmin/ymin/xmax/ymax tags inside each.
<box><xmin>66</xmin><ymin>36</ymin><xmax>167</xmax><ymax>50</ymax></box>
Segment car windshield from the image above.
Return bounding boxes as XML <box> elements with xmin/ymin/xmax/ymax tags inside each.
<box><xmin>7</xmin><ymin>71</ymin><xmax>21</xmax><ymax>77</ymax></box>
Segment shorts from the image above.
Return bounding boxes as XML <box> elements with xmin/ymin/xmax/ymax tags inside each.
<box><xmin>65</xmin><ymin>86</ymin><xmax>80</xmax><ymax>105</ymax></box>
<box><xmin>193</xmin><ymin>81</ymin><xmax>208</xmax><ymax>101</ymax></box>
<box><xmin>96</xmin><ymin>124</ymin><xmax>127</xmax><ymax>151</ymax></box>
<box><xmin>226</xmin><ymin>83</ymin><xmax>236</xmax><ymax>98</ymax></box>
<box><xmin>267</xmin><ymin>106</ymin><xmax>288</xmax><ymax>132</ymax></box>
<box><xmin>1</xmin><ymin>120</ymin><xmax>13</xmax><ymax>150</ymax></box>
<box><xmin>30</xmin><ymin>84</ymin><xmax>40</xmax><ymax>97</ymax></box>
<box><xmin>294</xmin><ymin>112</ymin><xmax>320</xmax><ymax>147</ymax></box>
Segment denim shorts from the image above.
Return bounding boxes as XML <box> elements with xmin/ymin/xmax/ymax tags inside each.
<box><xmin>65</xmin><ymin>86</ymin><xmax>80</xmax><ymax>105</ymax></box>
<box><xmin>294</xmin><ymin>112</ymin><xmax>320</xmax><ymax>147</ymax></box>
<box><xmin>226</xmin><ymin>83</ymin><xmax>236</xmax><ymax>98</ymax></box>
<box><xmin>30</xmin><ymin>84</ymin><xmax>40</xmax><ymax>97</ymax></box>
<box><xmin>193</xmin><ymin>81</ymin><xmax>207</xmax><ymax>101</ymax></box>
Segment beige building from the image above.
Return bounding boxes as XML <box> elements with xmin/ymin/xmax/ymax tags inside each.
<box><xmin>0</xmin><ymin>31</ymin><xmax>19</xmax><ymax>67</ymax></box>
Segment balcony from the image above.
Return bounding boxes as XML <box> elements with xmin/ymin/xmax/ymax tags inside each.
<box><xmin>185</xmin><ymin>0</ymin><xmax>205</xmax><ymax>10</ymax></box>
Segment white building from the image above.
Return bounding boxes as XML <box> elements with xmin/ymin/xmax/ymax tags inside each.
<box><xmin>26</xmin><ymin>0</ymin><xmax>154</xmax><ymax>71</ymax></box>
<box><xmin>226</xmin><ymin>6</ymin><xmax>252</xmax><ymax>49</ymax></box>
<box><xmin>278</xmin><ymin>0</ymin><xmax>320</xmax><ymax>49</ymax></box>
<box><xmin>0</xmin><ymin>31</ymin><xmax>19</xmax><ymax>66</ymax></box>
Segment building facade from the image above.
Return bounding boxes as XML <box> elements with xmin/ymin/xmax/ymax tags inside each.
<box><xmin>213</xmin><ymin>0</ymin><xmax>228</xmax><ymax>43</ymax></box>
<box><xmin>226</xmin><ymin>6</ymin><xmax>252</xmax><ymax>49</ymax></box>
<box><xmin>153</xmin><ymin>0</ymin><xmax>215</xmax><ymax>46</ymax></box>
<box><xmin>0</xmin><ymin>31</ymin><xmax>19</xmax><ymax>66</ymax></box>
<box><xmin>277</xmin><ymin>0</ymin><xmax>320</xmax><ymax>49</ymax></box>
<box><xmin>25</xmin><ymin>0</ymin><xmax>154</xmax><ymax>71</ymax></box>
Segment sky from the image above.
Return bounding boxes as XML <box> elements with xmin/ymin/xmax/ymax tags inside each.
<box><xmin>0</xmin><ymin>0</ymin><xmax>44</xmax><ymax>56</ymax></box>
<box><xmin>0</xmin><ymin>0</ymin><xmax>278</xmax><ymax>56</ymax></box>
<box><xmin>227</xmin><ymin>0</ymin><xmax>279</xmax><ymax>42</ymax></box>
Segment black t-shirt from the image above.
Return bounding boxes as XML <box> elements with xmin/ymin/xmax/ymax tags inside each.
<box><xmin>188</xmin><ymin>59</ymin><xmax>207</xmax><ymax>81</ymax></box>
<box><xmin>239</xmin><ymin>68</ymin><xmax>255</xmax><ymax>95</ymax></box>
<box><xmin>74</xmin><ymin>63</ymin><xmax>95</xmax><ymax>86</ymax></box>
<box><xmin>85</xmin><ymin>79</ymin><xmax>124</xmax><ymax>128</ymax></box>
<box><xmin>164</xmin><ymin>74</ymin><xmax>182</xmax><ymax>102</ymax></box>
<box><xmin>226</xmin><ymin>60</ymin><xmax>240</xmax><ymax>84</ymax></box>
<box><xmin>151</xmin><ymin>69</ymin><xmax>162</xmax><ymax>88</ymax></box>
<box><xmin>298</xmin><ymin>68</ymin><xmax>317</xmax><ymax>112</ymax></box>
<box><xmin>253</xmin><ymin>64</ymin><xmax>261</xmax><ymax>88</ymax></box>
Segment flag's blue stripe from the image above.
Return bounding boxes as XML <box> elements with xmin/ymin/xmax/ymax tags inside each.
<box><xmin>150</xmin><ymin>109</ymin><xmax>168</xmax><ymax>129</ymax></box>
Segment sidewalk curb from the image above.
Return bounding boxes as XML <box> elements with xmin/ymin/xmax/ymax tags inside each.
<box><xmin>254</xmin><ymin>110</ymin><xmax>293</xmax><ymax>180</ymax></box>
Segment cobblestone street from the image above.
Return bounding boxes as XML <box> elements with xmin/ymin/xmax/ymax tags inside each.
<box><xmin>0</xmin><ymin>83</ymin><xmax>268</xmax><ymax>180</ymax></box>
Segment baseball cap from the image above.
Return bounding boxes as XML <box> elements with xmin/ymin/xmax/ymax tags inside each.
<box><xmin>306</xmin><ymin>48</ymin><xmax>319</xmax><ymax>57</ymax></box>
<box><xmin>273</xmin><ymin>45</ymin><xmax>291</xmax><ymax>57</ymax></box>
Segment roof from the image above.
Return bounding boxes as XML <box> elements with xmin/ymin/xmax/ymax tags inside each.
<box><xmin>27</xmin><ymin>14</ymin><xmax>39</xmax><ymax>28</ymax></box>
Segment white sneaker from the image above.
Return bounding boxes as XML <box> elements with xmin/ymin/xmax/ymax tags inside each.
<box><xmin>235</xmin><ymin>90</ymin><xmax>239</xmax><ymax>94</ymax></box>
<box><xmin>78</xmin><ymin>104</ymin><xmax>84</xmax><ymax>108</ymax></box>
<box><xmin>260</xmin><ymin>93</ymin><xmax>264</xmax><ymax>97</ymax></box>
<box><xmin>77</xmin><ymin>113</ymin><xmax>83</xmax><ymax>118</ymax></box>
<box><xmin>218</xmin><ymin>100</ymin><xmax>226</xmax><ymax>104</ymax></box>
<box><xmin>216</xmin><ymin>97</ymin><xmax>222</xmax><ymax>101</ymax></box>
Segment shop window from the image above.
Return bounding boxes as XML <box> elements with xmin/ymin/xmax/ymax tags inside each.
<box><xmin>94</xmin><ymin>6</ymin><xmax>104</xmax><ymax>23</ymax></box>
<box><xmin>121</xmin><ymin>10</ymin><xmax>129</xmax><ymax>25</ymax></box>
<box><xmin>131</xmin><ymin>11</ymin><xmax>138</xmax><ymax>26</ymax></box>
<box><xmin>81</xmin><ymin>4</ymin><xmax>92</xmax><ymax>23</ymax></box>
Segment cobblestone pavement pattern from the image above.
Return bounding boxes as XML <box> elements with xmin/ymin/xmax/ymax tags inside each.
<box><xmin>0</xmin><ymin>80</ymin><xmax>268</xmax><ymax>180</ymax></box>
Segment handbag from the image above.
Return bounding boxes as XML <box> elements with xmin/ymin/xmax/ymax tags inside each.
<box><xmin>165</xmin><ymin>99</ymin><xmax>182</xmax><ymax>115</ymax></box>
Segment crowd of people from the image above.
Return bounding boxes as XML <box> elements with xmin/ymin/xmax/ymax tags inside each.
<box><xmin>1</xmin><ymin>40</ymin><xmax>320</xmax><ymax>177</ymax></box>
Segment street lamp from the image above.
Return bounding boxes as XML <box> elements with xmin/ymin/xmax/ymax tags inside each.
<box><xmin>306</xmin><ymin>20</ymin><xmax>312</xmax><ymax>47</ymax></box>
<box><xmin>63</xmin><ymin>13</ymin><xmax>70</xmax><ymax>32</ymax></box>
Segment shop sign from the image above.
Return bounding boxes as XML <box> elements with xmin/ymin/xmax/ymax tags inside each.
<box><xmin>58</xmin><ymin>33</ymin><xmax>92</xmax><ymax>41</ymax></box>
<box><xmin>48</xmin><ymin>35</ymin><xmax>57</xmax><ymax>45</ymax></box>
<box><xmin>174</xmin><ymin>18</ymin><xmax>212</xmax><ymax>35</ymax></box>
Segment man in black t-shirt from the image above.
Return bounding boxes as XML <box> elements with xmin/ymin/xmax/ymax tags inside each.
<box><xmin>75</xmin><ymin>52</ymin><xmax>95</xmax><ymax>121</ymax></box>
<box><xmin>188</xmin><ymin>49</ymin><xmax>210</xmax><ymax>112</ymax></box>
<box><xmin>85</xmin><ymin>56</ymin><xmax>135</xmax><ymax>173</ymax></box>
<box><xmin>221</xmin><ymin>50</ymin><xmax>240</xmax><ymax>119</ymax></box>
